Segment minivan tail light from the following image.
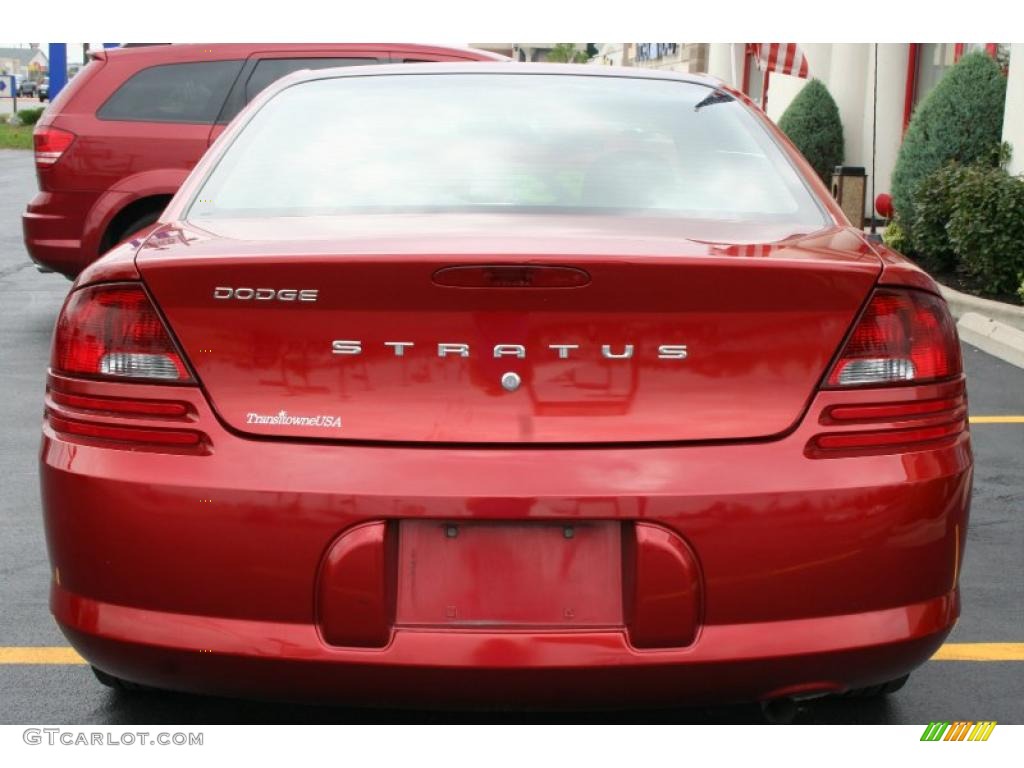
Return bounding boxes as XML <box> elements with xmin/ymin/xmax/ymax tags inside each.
<box><xmin>825</xmin><ymin>289</ymin><xmax>961</xmax><ymax>388</ymax></box>
<box><xmin>53</xmin><ymin>283</ymin><xmax>193</xmax><ymax>383</ymax></box>
<box><xmin>34</xmin><ymin>126</ymin><xmax>76</xmax><ymax>167</ymax></box>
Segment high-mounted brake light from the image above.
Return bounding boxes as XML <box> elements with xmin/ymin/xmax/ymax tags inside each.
<box><xmin>825</xmin><ymin>289</ymin><xmax>961</xmax><ymax>388</ymax></box>
<box><xmin>34</xmin><ymin>126</ymin><xmax>76</xmax><ymax>167</ymax></box>
<box><xmin>52</xmin><ymin>283</ymin><xmax>193</xmax><ymax>383</ymax></box>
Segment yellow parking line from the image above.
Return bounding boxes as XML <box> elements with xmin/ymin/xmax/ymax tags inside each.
<box><xmin>969</xmin><ymin>416</ymin><xmax>1024</xmax><ymax>424</ymax></box>
<box><xmin>0</xmin><ymin>643</ymin><xmax>1023</xmax><ymax>664</ymax></box>
<box><xmin>0</xmin><ymin>647</ymin><xmax>85</xmax><ymax>664</ymax></box>
<box><xmin>930</xmin><ymin>643</ymin><xmax>1024</xmax><ymax>661</ymax></box>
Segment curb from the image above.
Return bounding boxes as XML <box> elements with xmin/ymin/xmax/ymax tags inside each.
<box><xmin>938</xmin><ymin>284</ymin><xmax>1024</xmax><ymax>332</ymax></box>
<box><xmin>957</xmin><ymin>312</ymin><xmax>1024</xmax><ymax>370</ymax></box>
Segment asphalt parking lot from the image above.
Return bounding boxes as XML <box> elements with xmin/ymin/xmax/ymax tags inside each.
<box><xmin>0</xmin><ymin>148</ymin><xmax>1021</xmax><ymax>724</ymax></box>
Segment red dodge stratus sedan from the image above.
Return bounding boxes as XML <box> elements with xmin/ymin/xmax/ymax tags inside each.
<box><xmin>41</xmin><ymin>63</ymin><xmax>972</xmax><ymax>711</ymax></box>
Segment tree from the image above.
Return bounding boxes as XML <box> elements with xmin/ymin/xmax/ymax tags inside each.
<box><xmin>777</xmin><ymin>79</ymin><xmax>844</xmax><ymax>185</ymax></box>
<box><xmin>546</xmin><ymin>44</ymin><xmax>590</xmax><ymax>64</ymax></box>
<box><xmin>891</xmin><ymin>51</ymin><xmax>1007</xmax><ymax>249</ymax></box>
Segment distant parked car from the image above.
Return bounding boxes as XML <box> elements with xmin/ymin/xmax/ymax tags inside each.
<box><xmin>38</xmin><ymin>77</ymin><xmax>49</xmax><ymax>101</ymax></box>
<box><xmin>23</xmin><ymin>43</ymin><xmax>504</xmax><ymax>277</ymax></box>
<box><xmin>17</xmin><ymin>77</ymin><xmax>37</xmax><ymax>97</ymax></box>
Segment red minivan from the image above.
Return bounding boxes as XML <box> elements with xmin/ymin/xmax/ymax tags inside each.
<box><xmin>23</xmin><ymin>43</ymin><xmax>503</xmax><ymax>278</ymax></box>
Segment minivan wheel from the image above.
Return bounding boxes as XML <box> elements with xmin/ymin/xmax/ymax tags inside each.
<box><xmin>114</xmin><ymin>210</ymin><xmax>161</xmax><ymax>246</ymax></box>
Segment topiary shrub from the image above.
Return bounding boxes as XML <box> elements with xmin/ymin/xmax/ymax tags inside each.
<box><xmin>778</xmin><ymin>78</ymin><xmax>844</xmax><ymax>184</ymax></box>
<box><xmin>946</xmin><ymin>166</ymin><xmax>1024</xmax><ymax>297</ymax></box>
<box><xmin>892</xmin><ymin>52</ymin><xmax>1007</xmax><ymax>251</ymax></box>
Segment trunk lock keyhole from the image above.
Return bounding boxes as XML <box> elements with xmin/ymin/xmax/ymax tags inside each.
<box><xmin>501</xmin><ymin>372</ymin><xmax>522</xmax><ymax>392</ymax></box>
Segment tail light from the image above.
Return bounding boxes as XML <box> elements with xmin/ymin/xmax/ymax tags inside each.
<box><xmin>46</xmin><ymin>413</ymin><xmax>203</xmax><ymax>448</ymax></box>
<box><xmin>825</xmin><ymin>289</ymin><xmax>961</xmax><ymax>388</ymax></box>
<box><xmin>806</xmin><ymin>385</ymin><xmax>968</xmax><ymax>458</ymax></box>
<box><xmin>49</xmin><ymin>390</ymin><xmax>191</xmax><ymax>418</ymax></box>
<box><xmin>34</xmin><ymin>126</ymin><xmax>76</xmax><ymax>168</ymax></box>
<box><xmin>52</xmin><ymin>283</ymin><xmax>193</xmax><ymax>383</ymax></box>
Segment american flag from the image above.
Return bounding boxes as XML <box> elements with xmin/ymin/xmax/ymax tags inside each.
<box><xmin>751</xmin><ymin>43</ymin><xmax>810</xmax><ymax>78</ymax></box>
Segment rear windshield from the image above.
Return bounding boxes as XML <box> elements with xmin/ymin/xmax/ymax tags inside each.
<box><xmin>188</xmin><ymin>73</ymin><xmax>827</xmax><ymax>226</ymax></box>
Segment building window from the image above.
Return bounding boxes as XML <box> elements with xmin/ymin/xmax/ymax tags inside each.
<box><xmin>742</xmin><ymin>45</ymin><xmax>763</xmax><ymax>105</ymax></box>
<box><xmin>913</xmin><ymin>43</ymin><xmax>956</xmax><ymax>111</ymax></box>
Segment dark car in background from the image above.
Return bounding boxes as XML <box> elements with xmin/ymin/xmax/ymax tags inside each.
<box><xmin>38</xmin><ymin>76</ymin><xmax>49</xmax><ymax>101</ymax></box>
<box><xmin>22</xmin><ymin>43</ymin><xmax>504</xmax><ymax>277</ymax></box>
<box><xmin>17</xmin><ymin>77</ymin><xmax>37</xmax><ymax>97</ymax></box>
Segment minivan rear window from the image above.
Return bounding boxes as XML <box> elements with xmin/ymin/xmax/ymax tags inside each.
<box><xmin>245</xmin><ymin>57</ymin><xmax>378</xmax><ymax>101</ymax></box>
<box><xmin>98</xmin><ymin>60</ymin><xmax>244</xmax><ymax>124</ymax></box>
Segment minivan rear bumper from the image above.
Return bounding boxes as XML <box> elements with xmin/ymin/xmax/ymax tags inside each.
<box><xmin>41</xmin><ymin>373</ymin><xmax>972</xmax><ymax>707</ymax></box>
<box><xmin>23</xmin><ymin>190</ymin><xmax>102</xmax><ymax>277</ymax></box>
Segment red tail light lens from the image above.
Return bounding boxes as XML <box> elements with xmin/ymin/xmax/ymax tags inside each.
<box><xmin>49</xmin><ymin>390</ymin><xmax>191</xmax><ymax>418</ymax></box>
<box><xmin>47</xmin><ymin>413</ymin><xmax>203</xmax><ymax>447</ymax></box>
<box><xmin>53</xmin><ymin>283</ymin><xmax>193</xmax><ymax>383</ymax></box>
<box><xmin>34</xmin><ymin>126</ymin><xmax>76</xmax><ymax>167</ymax></box>
<box><xmin>826</xmin><ymin>289</ymin><xmax>961</xmax><ymax>388</ymax></box>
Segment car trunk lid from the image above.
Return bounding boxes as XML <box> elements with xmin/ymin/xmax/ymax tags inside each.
<box><xmin>137</xmin><ymin>215</ymin><xmax>880</xmax><ymax>444</ymax></box>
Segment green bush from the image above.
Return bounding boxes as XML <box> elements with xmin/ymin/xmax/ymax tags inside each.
<box><xmin>882</xmin><ymin>217</ymin><xmax>908</xmax><ymax>253</ymax></box>
<box><xmin>910</xmin><ymin>162</ymin><xmax>966</xmax><ymax>272</ymax></box>
<box><xmin>546</xmin><ymin>44</ymin><xmax>590</xmax><ymax>64</ymax></box>
<box><xmin>892</xmin><ymin>52</ymin><xmax>1006</xmax><ymax>250</ymax></box>
<box><xmin>778</xmin><ymin>79</ymin><xmax>844</xmax><ymax>184</ymax></box>
<box><xmin>945</xmin><ymin>166</ymin><xmax>1024</xmax><ymax>296</ymax></box>
<box><xmin>1018</xmin><ymin>275</ymin><xmax>1024</xmax><ymax>304</ymax></box>
<box><xmin>911</xmin><ymin>143</ymin><xmax>1011</xmax><ymax>274</ymax></box>
<box><xmin>16</xmin><ymin>107</ymin><xmax>44</xmax><ymax>126</ymax></box>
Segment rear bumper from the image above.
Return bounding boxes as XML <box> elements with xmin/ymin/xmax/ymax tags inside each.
<box><xmin>22</xmin><ymin>190</ymin><xmax>103</xmax><ymax>277</ymax></box>
<box><xmin>55</xmin><ymin>585</ymin><xmax>956</xmax><ymax>708</ymax></box>
<box><xmin>41</xmin><ymin>373</ymin><xmax>972</xmax><ymax>706</ymax></box>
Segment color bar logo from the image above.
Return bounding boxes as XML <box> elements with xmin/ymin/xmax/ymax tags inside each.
<box><xmin>921</xmin><ymin>721</ymin><xmax>997</xmax><ymax>741</ymax></box>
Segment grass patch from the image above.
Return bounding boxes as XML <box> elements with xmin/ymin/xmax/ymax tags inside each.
<box><xmin>0</xmin><ymin>122</ymin><xmax>33</xmax><ymax>150</ymax></box>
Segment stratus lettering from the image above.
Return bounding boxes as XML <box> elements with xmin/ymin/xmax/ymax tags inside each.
<box><xmin>331</xmin><ymin>341</ymin><xmax>688</xmax><ymax>360</ymax></box>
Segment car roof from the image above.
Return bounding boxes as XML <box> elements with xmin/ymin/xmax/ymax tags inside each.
<box><xmin>96</xmin><ymin>42</ymin><xmax>506</xmax><ymax>62</ymax></box>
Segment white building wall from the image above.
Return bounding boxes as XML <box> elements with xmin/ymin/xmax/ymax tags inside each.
<box><xmin>764</xmin><ymin>43</ymin><xmax>833</xmax><ymax>123</ymax></box>
<box><xmin>828</xmin><ymin>44</ymin><xmax>869</xmax><ymax>170</ymax></box>
<box><xmin>763</xmin><ymin>44</ymin><xmax>907</xmax><ymax>219</ymax></box>
<box><xmin>594</xmin><ymin>43</ymin><xmax>625</xmax><ymax>67</ymax></box>
<box><xmin>621</xmin><ymin>43</ymin><xmax>1017</xmax><ymax>220</ymax></box>
<box><xmin>706</xmin><ymin>43</ymin><xmax>738</xmax><ymax>85</ymax></box>
<box><xmin>860</xmin><ymin>45</ymin><xmax>911</xmax><ymax>218</ymax></box>
<box><xmin>1003</xmin><ymin>44</ymin><xmax>1024</xmax><ymax>176</ymax></box>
